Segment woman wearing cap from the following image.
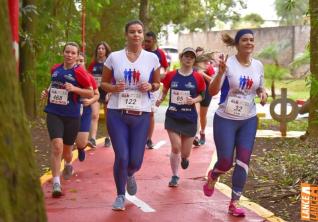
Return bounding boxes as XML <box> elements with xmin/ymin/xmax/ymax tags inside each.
<box><xmin>101</xmin><ymin>19</ymin><xmax>160</xmax><ymax>211</ymax></box>
<box><xmin>203</xmin><ymin>29</ymin><xmax>267</xmax><ymax>217</ymax></box>
<box><xmin>156</xmin><ymin>47</ymin><xmax>206</xmax><ymax>187</ymax></box>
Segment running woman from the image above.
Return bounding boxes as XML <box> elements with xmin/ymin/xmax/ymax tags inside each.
<box><xmin>87</xmin><ymin>42</ymin><xmax>112</xmax><ymax>148</ymax></box>
<box><xmin>42</xmin><ymin>42</ymin><xmax>93</xmax><ymax>198</ymax></box>
<box><xmin>193</xmin><ymin>53</ymin><xmax>215</xmax><ymax>146</ymax></box>
<box><xmin>101</xmin><ymin>20</ymin><xmax>160</xmax><ymax>211</ymax></box>
<box><xmin>156</xmin><ymin>47</ymin><xmax>206</xmax><ymax>187</ymax></box>
<box><xmin>143</xmin><ymin>31</ymin><xmax>169</xmax><ymax>149</ymax></box>
<box><xmin>75</xmin><ymin>53</ymin><xmax>100</xmax><ymax>161</ymax></box>
<box><xmin>203</xmin><ymin>29</ymin><xmax>268</xmax><ymax>217</ymax></box>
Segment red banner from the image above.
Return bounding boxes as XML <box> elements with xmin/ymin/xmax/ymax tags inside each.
<box><xmin>8</xmin><ymin>0</ymin><xmax>19</xmax><ymax>64</ymax></box>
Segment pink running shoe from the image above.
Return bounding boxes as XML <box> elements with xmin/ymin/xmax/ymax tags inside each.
<box><xmin>228</xmin><ymin>201</ymin><xmax>246</xmax><ymax>217</ymax></box>
<box><xmin>203</xmin><ymin>170</ymin><xmax>216</xmax><ymax>197</ymax></box>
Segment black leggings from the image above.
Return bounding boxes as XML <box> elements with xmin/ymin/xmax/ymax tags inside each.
<box><xmin>46</xmin><ymin>113</ymin><xmax>80</xmax><ymax>145</ymax></box>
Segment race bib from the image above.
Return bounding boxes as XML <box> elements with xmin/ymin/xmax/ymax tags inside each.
<box><xmin>94</xmin><ymin>76</ymin><xmax>102</xmax><ymax>87</ymax></box>
<box><xmin>171</xmin><ymin>89</ymin><xmax>190</xmax><ymax>105</ymax></box>
<box><xmin>225</xmin><ymin>96</ymin><xmax>251</xmax><ymax>117</ymax></box>
<box><xmin>49</xmin><ymin>88</ymin><xmax>68</xmax><ymax>105</ymax></box>
<box><xmin>118</xmin><ymin>90</ymin><xmax>142</xmax><ymax>110</ymax></box>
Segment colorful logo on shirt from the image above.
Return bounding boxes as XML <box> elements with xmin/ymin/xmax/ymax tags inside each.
<box><xmin>239</xmin><ymin>75</ymin><xmax>253</xmax><ymax>90</ymax></box>
<box><xmin>185</xmin><ymin>82</ymin><xmax>195</xmax><ymax>89</ymax></box>
<box><xmin>124</xmin><ymin>68</ymin><xmax>141</xmax><ymax>85</ymax></box>
<box><xmin>171</xmin><ymin>81</ymin><xmax>178</xmax><ymax>88</ymax></box>
<box><xmin>64</xmin><ymin>74</ymin><xmax>76</xmax><ymax>82</ymax></box>
<box><xmin>52</xmin><ymin>71</ymin><xmax>58</xmax><ymax>77</ymax></box>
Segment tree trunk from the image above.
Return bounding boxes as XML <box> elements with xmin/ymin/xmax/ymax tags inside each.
<box><xmin>20</xmin><ymin>0</ymin><xmax>37</xmax><ymax>119</ymax></box>
<box><xmin>0</xmin><ymin>2</ymin><xmax>46</xmax><ymax>221</ymax></box>
<box><xmin>271</xmin><ymin>79</ymin><xmax>276</xmax><ymax>99</ymax></box>
<box><xmin>139</xmin><ymin>0</ymin><xmax>149</xmax><ymax>32</ymax></box>
<box><xmin>309</xmin><ymin>0</ymin><xmax>318</xmax><ymax>137</ymax></box>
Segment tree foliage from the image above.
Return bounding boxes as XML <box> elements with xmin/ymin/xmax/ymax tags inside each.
<box><xmin>21</xmin><ymin>0</ymin><xmax>246</xmax><ymax>113</ymax></box>
<box><xmin>257</xmin><ymin>41</ymin><xmax>290</xmax><ymax>99</ymax></box>
<box><xmin>232</xmin><ymin>13</ymin><xmax>264</xmax><ymax>29</ymax></box>
<box><xmin>275</xmin><ymin>0</ymin><xmax>309</xmax><ymax>25</ymax></box>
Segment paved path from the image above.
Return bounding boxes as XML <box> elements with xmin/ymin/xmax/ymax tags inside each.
<box><xmin>42</xmin><ymin>123</ymin><xmax>285</xmax><ymax>222</ymax></box>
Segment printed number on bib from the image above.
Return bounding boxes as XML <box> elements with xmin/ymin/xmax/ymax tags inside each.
<box><xmin>50</xmin><ymin>88</ymin><xmax>68</xmax><ymax>105</ymax></box>
<box><xmin>171</xmin><ymin>89</ymin><xmax>190</xmax><ymax>105</ymax></box>
<box><xmin>118</xmin><ymin>90</ymin><xmax>142</xmax><ymax>110</ymax></box>
<box><xmin>94</xmin><ymin>76</ymin><xmax>102</xmax><ymax>87</ymax></box>
<box><xmin>225</xmin><ymin>96</ymin><xmax>251</xmax><ymax>117</ymax></box>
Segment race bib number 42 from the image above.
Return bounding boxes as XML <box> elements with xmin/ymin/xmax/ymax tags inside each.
<box><xmin>118</xmin><ymin>90</ymin><xmax>142</xmax><ymax>110</ymax></box>
<box><xmin>49</xmin><ymin>88</ymin><xmax>68</xmax><ymax>105</ymax></box>
<box><xmin>171</xmin><ymin>89</ymin><xmax>190</xmax><ymax>105</ymax></box>
<box><xmin>225</xmin><ymin>96</ymin><xmax>251</xmax><ymax>117</ymax></box>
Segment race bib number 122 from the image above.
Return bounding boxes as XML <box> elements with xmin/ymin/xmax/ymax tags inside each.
<box><xmin>118</xmin><ymin>90</ymin><xmax>142</xmax><ymax>110</ymax></box>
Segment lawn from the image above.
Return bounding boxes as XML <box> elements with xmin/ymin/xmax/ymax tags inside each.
<box><xmin>264</xmin><ymin>78</ymin><xmax>309</xmax><ymax>101</ymax></box>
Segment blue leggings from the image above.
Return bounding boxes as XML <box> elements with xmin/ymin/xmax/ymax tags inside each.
<box><xmin>107</xmin><ymin>109</ymin><xmax>150</xmax><ymax>195</ymax></box>
<box><xmin>212</xmin><ymin>114</ymin><xmax>257</xmax><ymax>200</ymax></box>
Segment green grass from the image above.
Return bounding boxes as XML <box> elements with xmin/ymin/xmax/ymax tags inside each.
<box><xmin>258</xmin><ymin>119</ymin><xmax>308</xmax><ymax>131</ymax></box>
<box><xmin>264</xmin><ymin>78</ymin><xmax>309</xmax><ymax>101</ymax></box>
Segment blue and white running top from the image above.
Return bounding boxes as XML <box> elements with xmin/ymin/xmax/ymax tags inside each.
<box><xmin>104</xmin><ymin>49</ymin><xmax>160</xmax><ymax>112</ymax></box>
<box><xmin>216</xmin><ymin>55</ymin><xmax>264</xmax><ymax>120</ymax></box>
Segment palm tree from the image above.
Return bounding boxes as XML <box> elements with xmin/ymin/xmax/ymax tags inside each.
<box><xmin>257</xmin><ymin>41</ymin><xmax>289</xmax><ymax>99</ymax></box>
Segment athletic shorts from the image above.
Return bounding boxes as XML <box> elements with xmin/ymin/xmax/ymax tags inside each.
<box><xmin>79</xmin><ymin>106</ymin><xmax>92</xmax><ymax>132</ymax></box>
<box><xmin>200</xmin><ymin>86</ymin><xmax>212</xmax><ymax>107</ymax></box>
<box><xmin>46</xmin><ymin>113</ymin><xmax>80</xmax><ymax>145</ymax></box>
<box><xmin>164</xmin><ymin>115</ymin><xmax>197</xmax><ymax>137</ymax></box>
<box><xmin>98</xmin><ymin>87</ymin><xmax>107</xmax><ymax>103</ymax></box>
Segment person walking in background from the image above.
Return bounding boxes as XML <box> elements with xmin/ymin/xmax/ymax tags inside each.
<box><xmin>203</xmin><ymin>29</ymin><xmax>268</xmax><ymax>217</ymax></box>
<box><xmin>156</xmin><ymin>47</ymin><xmax>206</xmax><ymax>187</ymax></box>
<box><xmin>193</xmin><ymin>52</ymin><xmax>216</xmax><ymax>147</ymax></box>
<box><xmin>143</xmin><ymin>31</ymin><xmax>169</xmax><ymax>149</ymax></box>
<box><xmin>87</xmin><ymin>42</ymin><xmax>112</xmax><ymax>148</ymax></box>
<box><xmin>75</xmin><ymin>53</ymin><xmax>100</xmax><ymax>161</ymax></box>
<box><xmin>42</xmin><ymin>42</ymin><xmax>93</xmax><ymax>198</ymax></box>
<box><xmin>101</xmin><ymin>20</ymin><xmax>160</xmax><ymax>211</ymax></box>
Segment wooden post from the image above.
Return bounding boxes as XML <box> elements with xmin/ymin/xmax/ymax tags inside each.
<box><xmin>270</xmin><ymin>88</ymin><xmax>299</xmax><ymax>136</ymax></box>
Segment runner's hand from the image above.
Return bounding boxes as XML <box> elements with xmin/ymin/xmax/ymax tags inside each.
<box><xmin>259</xmin><ymin>91</ymin><xmax>267</xmax><ymax>106</ymax></box>
<box><xmin>114</xmin><ymin>80</ymin><xmax>125</xmax><ymax>92</ymax></box>
<box><xmin>64</xmin><ymin>82</ymin><xmax>76</xmax><ymax>92</ymax></box>
<box><xmin>81</xmin><ymin>98</ymin><xmax>91</xmax><ymax>106</ymax></box>
<box><xmin>186</xmin><ymin>97</ymin><xmax>195</xmax><ymax>105</ymax></box>
<box><xmin>41</xmin><ymin>89</ymin><xmax>48</xmax><ymax>100</ymax></box>
<box><xmin>138</xmin><ymin>82</ymin><xmax>152</xmax><ymax>93</ymax></box>
<box><xmin>218</xmin><ymin>54</ymin><xmax>228</xmax><ymax>75</ymax></box>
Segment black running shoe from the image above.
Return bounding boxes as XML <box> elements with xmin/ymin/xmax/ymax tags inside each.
<box><xmin>146</xmin><ymin>139</ymin><xmax>154</xmax><ymax>149</ymax></box>
<box><xmin>104</xmin><ymin>137</ymin><xmax>111</xmax><ymax>147</ymax></box>
<box><xmin>78</xmin><ymin>148</ymin><xmax>85</xmax><ymax>162</ymax></box>
<box><xmin>88</xmin><ymin>138</ymin><xmax>97</xmax><ymax>148</ymax></box>
<box><xmin>181</xmin><ymin>158</ymin><xmax>189</xmax><ymax>169</ymax></box>
<box><xmin>193</xmin><ymin>137</ymin><xmax>200</xmax><ymax>147</ymax></box>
